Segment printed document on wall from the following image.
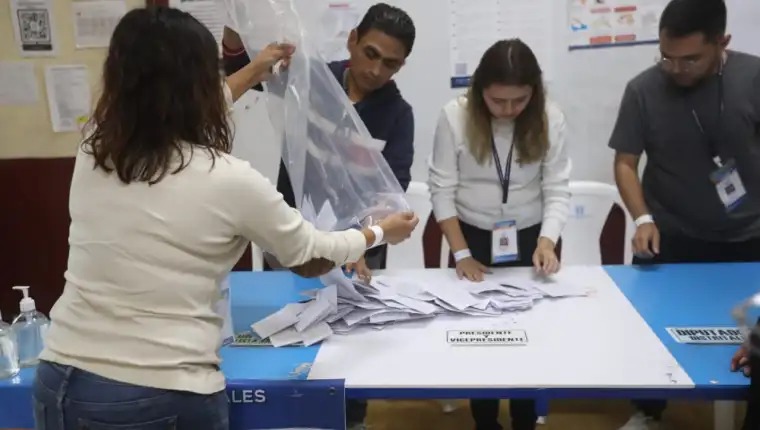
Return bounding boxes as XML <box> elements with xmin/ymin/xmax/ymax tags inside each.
<box><xmin>568</xmin><ymin>0</ymin><xmax>669</xmax><ymax>50</ymax></box>
<box><xmin>449</xmin><ymin>0</ymin><xmax>554</xmax><ymax>88</ymax></box>
<box><xmin>44</xmin><ymin>65</ymin><xmax>92</xmax><ymax>133</ymax></box>
<box><xmin>320</xmin><ymin>2</ymin><xmax>362</xmax><ymax>62</ymax></box>
<box><xmin>9</xmin><ymin>0</ymin><xmax>57</xmax><ymax>57</ymax></box>
<box><xmin>172</xmin><ymin>0</ymin><xmax>224</xmax><ymax>45</ymax></box>
<box><xmin>500</xmin><ymin>0</ymin><xmax>554</xmax><ymax>81</ymax></box>
<box><xmin>72</xmin><ymin>0</ymin><xmax>127</xmax><ymax>49</ymax></box>
<box><xmin>448</xmin><ymin>0</ymin><xmax>500</xmax><ymax>88</ymax></box>
<box><xmin>0</xmin><ymin>61</ymin><xmax>40</xmax><ymax>105</ymax></box>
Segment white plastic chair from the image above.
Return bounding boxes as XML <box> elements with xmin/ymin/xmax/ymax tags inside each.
<box><xmin>385</xmin><ymin>181</ymin><xmax>432</xmax><ymax>269</ymax></box>
<box><xmin>562</xmin><ymin>180</ymin><xmax>633</xmax><ymax>265</ymax></box>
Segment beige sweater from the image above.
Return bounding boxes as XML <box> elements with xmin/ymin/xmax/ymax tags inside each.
<box><xmin>41</xmin><ymin>145</ymin><xmax>366</xmax><ymax>394</ymax></box>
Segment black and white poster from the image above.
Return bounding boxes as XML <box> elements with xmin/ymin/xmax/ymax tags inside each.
<box><xmin>10</xmin><ymin>0</ymin><xmax>57</xmax><ymax>56</ymax></box>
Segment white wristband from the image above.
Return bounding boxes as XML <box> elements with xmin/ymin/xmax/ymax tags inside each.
<box><xmin>634</xmin><ymin>214</ymin><xmax>654</xmax><ymax>227</ymax></box>
<box><xmin>369</xmin><ymin>225</ymin><xmax>384</xmax><ymax>248</ymax></box>
<box><xmin>453</xmin><ymin>249</ymin><xmax>472</xmax><ymax>262</ymax></box>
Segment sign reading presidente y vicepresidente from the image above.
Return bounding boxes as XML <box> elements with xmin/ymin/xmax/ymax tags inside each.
<box><xmin>666</xmin><ymin>327</ymin><xmax>744</xmax><ymax>344</ymax></box>
<box><xmin>447</xmin><ymin>329</ymin><xmax>529</xmax><ymax>346</ymax></box>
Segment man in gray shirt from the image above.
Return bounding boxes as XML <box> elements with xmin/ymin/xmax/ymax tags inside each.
<box><xmin>610</xmin><ymin>0</ymin><xmax>760</xmax><ymax>428</ymax></box>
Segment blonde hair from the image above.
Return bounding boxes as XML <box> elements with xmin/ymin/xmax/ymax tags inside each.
<box><xmin>464</xmin><ymin>39</ymin><xmax>549</xmax><ymax>165</ymax></box>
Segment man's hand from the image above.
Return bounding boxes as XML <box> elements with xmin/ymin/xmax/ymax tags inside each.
<box><xmin>289</xmin><ymin>258</ymin><xmax>334</xmax><ymax>278</ymax></box>
<box><xmin>632</xmin><ymin>222</ymin><xmax>660</xmax><ymax>259</ymax></box>
<box><xmin>731</xmin><ymin>344</ymin><xmax>751</xmax><ymax>377</ymax></box>
<box><xmin>345</xmin><ymin>257</ymin><xmax>372</xmax><ymax>283</ymax></box>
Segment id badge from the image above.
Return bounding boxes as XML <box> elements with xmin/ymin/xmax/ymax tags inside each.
<box><xmin>492</xmin><ymin>220</ymin><xmax>519</xmax><ymax>264</ymax></box>
<box><xmin>709</xmin><ymin>159</ymin><xmax>747</xmax><ymax>212</ymax></box>
<box><xmin>217</xmin><ymin>278</ymin><xmax>234</xmax><ymax>347</ymax></box>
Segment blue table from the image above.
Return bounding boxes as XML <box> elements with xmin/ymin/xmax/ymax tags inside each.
<box><xmin>1</xmin><ymin>265</ymin><xmax>756</xmax><ymax>428</ymax></box>
<box><xmin>608</xmin><ymin>263</ymin><xmax>757</xmax><ymax>400</ymax></box>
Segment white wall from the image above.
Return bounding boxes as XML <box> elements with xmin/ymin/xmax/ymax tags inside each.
<box><xmin>231</xmin><ymin>0</ymin><xmax>758</xmax><ymax>187</ymax></box>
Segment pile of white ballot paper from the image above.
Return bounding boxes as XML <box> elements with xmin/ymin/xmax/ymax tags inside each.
<box><xmin>250</xmin><ymin>268</ymin><xmax>590</xmax><ymax>347</ymax></box>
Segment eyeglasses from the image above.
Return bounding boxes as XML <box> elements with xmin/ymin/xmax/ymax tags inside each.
<box><xmin>654</xmin><ymin>55</ymin><xmax>700</xmax><ymax>73</ymax></box>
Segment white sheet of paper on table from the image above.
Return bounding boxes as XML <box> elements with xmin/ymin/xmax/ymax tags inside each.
<box><xmin>269</xmin><ymin>327</ymin><xmax>302</xmax><ymax>347</ymax></box>
<box><xmin>251</xmin><ymin>302</ymin><xmax>305</xmax><ymax>339</ymax></box>
<box><xmin>300</xmin><ymin>321</ymin><xmax>333</xmax><ymax>346</ymax></box>
<box><xmin>295</xmin><ymin>296</ymin><xmax>333</xmax><ymax>332</ymax></box>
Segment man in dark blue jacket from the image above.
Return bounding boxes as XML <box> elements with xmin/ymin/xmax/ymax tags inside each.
<box><xmin>222</xmin><ymin>3</ymin><xmax>416</xmax><ymax>277</ymax></box>
<box><xmin>222</xmin><ymin>7</ymin><xmax>415</xmax><ymax>428</ymax></box>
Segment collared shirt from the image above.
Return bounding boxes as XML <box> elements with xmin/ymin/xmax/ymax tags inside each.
<box><xmin>609</xmin><ymin>50</ymin><xmax>760</xmax><ymax>241</ymax></box>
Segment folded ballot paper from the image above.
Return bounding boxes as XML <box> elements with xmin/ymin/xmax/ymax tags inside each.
<box><xmin>248</xmin><ymin>270</ymin><xmax>591</xmax><ymax>347</ymax></box>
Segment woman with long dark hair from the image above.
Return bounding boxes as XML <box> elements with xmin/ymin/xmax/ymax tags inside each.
<box><xmin>428</xmin><ymin>39</ymin><xmax>571</xmax><ymax>430</ymax></box>
<box><xmin>32</xmin><ymin>7</ymin><xmax>418</xmax><ymax>429</ymax></box>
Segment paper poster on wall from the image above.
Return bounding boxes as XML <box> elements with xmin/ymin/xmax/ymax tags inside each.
<box><xmin>44</xmin><ymin>65</ymin><xmax>92</xmax><ymax>133</ymax></box>
<box><xmin>0</xmin><ymin>61</ymin><xmax>40</xmax><ymax>105</ymax></box>
<box><xmin>568</xmin><ymin>0</ymin><xmax>668</xmax><ymax>50</ymax></box>
<box><xmin>9</xmin><ymin>0</ymin><xmax>57</xmax><ymax>57</ymax></box>
<box><xmin>448</xmin><ymin>0</ymin><xmax>500</xmax><ymax>88</ymax></box>
<box><xmin>172</xmin><ymin>0</ymin><xmax>224</xmax><ymax>45</ymax></box>
<box><xmin>448</xmin><ymin>0</ymin><xmax>554</xmax><ymax>88</ymax></box>
<box><xmin>72</xmin><ymin>0</ymin><xmax>127</xmax><ymax>49</ymax></box>
<box><xmin>319</xmin><ymin>2</ymin><xmax>361</xmax><ymax>63</ymax></box>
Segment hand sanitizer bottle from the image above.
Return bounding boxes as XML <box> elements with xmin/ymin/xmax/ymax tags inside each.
<box><xmin>0</xmin><ymin>310</ymin><xmax>19</xmax><ymax>379</ymax></box>
<box><xmin>11</xmin><ymin>286</ymin><xmax>50</xmax><ymax>367</ymax></box>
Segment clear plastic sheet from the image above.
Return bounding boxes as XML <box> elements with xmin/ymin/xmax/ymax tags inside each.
<box><xmin>224</xmin><ymin>0</ymin><xmax>410</xmax><ymax>231</ymax></box>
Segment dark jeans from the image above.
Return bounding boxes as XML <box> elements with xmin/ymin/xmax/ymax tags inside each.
<box><xmin>33</xmin><ymin>361</ymin><xmax>228</xmax><ymax>430</ymax></box>
<box><xmin>461</xmin><ymin>221</ymin><xmax>542</xmax><ymax>430</ymax></box>
<box><xmin>633</xmin><ymin>232</ymin><xmax>760</xmax><ymax>420</ymax></box>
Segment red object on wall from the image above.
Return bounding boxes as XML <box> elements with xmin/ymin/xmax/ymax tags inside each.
<box><xmin>0</xmin><ymin>158</ymin><xmax>252</xmax><ymax>321</ymax></box>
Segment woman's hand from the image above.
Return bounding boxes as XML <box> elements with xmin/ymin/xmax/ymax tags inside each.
<box><xmin>250</xmin><ymin>42</ymin><xmax>295</xmax><ymax>81</ymax></box>
<box><xmin>456</xmin><ymin>257</ymin><xmax>489</xmax><ymax>282</ymax></box>
<box><xmin>345</xmin><ymin>257</ymin><xmax>372</xmax><ymax>283</ymax></box>
<box><xmin>532</xmin><ymin>237</ymin><xmax>559</xmax><ymax>275</ymax></box>
<box><xmin>377</xmin><ymin>212</ymin><xmax>419</xmax><ymax>245</ymax></box>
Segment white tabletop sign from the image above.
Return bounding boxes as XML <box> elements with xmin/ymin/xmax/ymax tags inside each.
<box><xmin>666</xmin><ymin>327</ymin><xmax>743</xmax><ymax>344</ymax></box>
<box><xmin>447</xmin><ymin>329</ymin><xmax>528</xmax><ymax>346</ymax></box>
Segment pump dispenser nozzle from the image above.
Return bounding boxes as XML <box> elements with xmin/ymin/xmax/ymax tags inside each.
<box><xmin>12</xmin><ymin>286</ymin><xmax>36</xmax><ymax>313</ymax></box>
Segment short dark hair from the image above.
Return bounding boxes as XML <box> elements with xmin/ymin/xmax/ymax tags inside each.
<box><xmin>84</xmin><ymin>6</ymin><xmax>232</xmax><ymax>185</ymax></box>
<box><xmin>659</xmin><ymin>0</ymin><xmax>727</xmax><ymax>42</ymax></box>
<box><xmin>356</xmin><ymin>3</ymin><xmax>416</xmax><ymax>57</ymax></box>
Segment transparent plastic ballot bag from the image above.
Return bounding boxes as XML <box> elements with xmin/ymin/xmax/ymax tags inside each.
<box><xmin>224</xmin><ymin>0</ymin><xmax>410</xmax><ymax>231</ymax></box>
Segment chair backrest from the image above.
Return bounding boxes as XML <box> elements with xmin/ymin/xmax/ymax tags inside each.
<box><xmin>385</xmin><ymin>181</ymin><xmax>432</xmax><ymax>269</ymax></box>
<box><xmin>564</xmin><ymin>180</ymin><xmax>630</xmax><ymax>265</ymax></box>
<box><xmin>420</xmin><ymin>180</ymin><xmax>633</xmax><ymax>268</ymax></box>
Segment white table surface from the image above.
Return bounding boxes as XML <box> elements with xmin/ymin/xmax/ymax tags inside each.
<box><xmin>308</xmin><ymin>266</ymin><xmax>694</xmax><ymax>391</ymax></box>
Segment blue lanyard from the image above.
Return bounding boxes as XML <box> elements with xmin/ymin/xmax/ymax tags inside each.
<box><xmin>491</xmin><ymin>134</ymin><xmax>515</xmax><ymax>205</ymax></box>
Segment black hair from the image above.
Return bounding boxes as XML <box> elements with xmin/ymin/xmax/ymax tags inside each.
<box><xmin>659</xmin><ymin>0</ymin><xmax>727</xmax><ymax>42</ymax></box>
<box><xmin>355</xmin><ymin>3</ymin><xmax>416</xmax><ymax>57</ymax></box>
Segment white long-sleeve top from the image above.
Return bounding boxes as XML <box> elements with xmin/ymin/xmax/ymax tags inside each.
<box><xmin>40</xmin><ymin>143</ymin><xmax>366</xmax><ymax>395</ymax></box>
<box><xmin>428</xmin><ymin>96</ymin><xmax>571</xmax><ymax>243</ymax></box>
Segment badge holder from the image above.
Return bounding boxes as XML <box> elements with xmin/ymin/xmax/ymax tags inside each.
<box><xmin>709</xmin><ymin>158</ymin><xmax>747</xmax><ymax>212</ymax></box>
<box><xmin>492</xmin><ymin>204</ymin><xmax>519</xmax><ymax>264</ymax></box>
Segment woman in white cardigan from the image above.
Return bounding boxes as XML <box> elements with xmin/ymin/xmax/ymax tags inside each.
<box><xmin>33</xmin><ymin>7</ymin><xmax>418</xmax><ymax>430</ymax></box>
<box><xmin>428</xmin><ymin>39</ymin><xmax>571</xmax><ymax>430</ymax></box>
